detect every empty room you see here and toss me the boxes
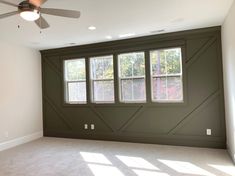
[1,0,235,175]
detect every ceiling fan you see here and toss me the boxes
[0,0,81,29]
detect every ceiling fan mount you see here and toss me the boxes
[18,1,40,21]
[18,1,39,12]
[0,0,81,29]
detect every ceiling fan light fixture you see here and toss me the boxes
[0,0,81,29]
[20,10,40,21]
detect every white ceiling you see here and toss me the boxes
[0,0,234,50]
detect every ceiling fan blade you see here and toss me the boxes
[41,8,81,18]
[35,16,50,29]
[0,11,18,19]
[0,0,18,7]
[29,0,48,7]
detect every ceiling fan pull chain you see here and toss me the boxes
[40,15,42,33]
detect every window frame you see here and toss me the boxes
[150,47,184,103]
[64,58,87,104]
[61,43,186,107]
[118,51,147,103]
[89,55,115,104]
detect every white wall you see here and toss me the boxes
[222,0,235,162]
[0,42,42,148]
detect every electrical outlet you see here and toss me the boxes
[91,124,95,130]
[84,124,88,130]
[206,129,212,136]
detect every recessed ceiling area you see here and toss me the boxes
[0,0,233,50]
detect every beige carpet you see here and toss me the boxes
[0,137,234,176]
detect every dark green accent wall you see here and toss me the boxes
[41,26,226,148]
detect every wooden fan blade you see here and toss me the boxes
[0,11,18,19]
[0,0,18,7]
[41,8,81,18]
[29,0,48,7]
[35,16,50,29]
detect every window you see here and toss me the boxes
[90,55,114,103]
[118,52,146,103]
[64,59,87,104]
[150,48,183,102]
[64,48,184,105]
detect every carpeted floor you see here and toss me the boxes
[0,137,234,176]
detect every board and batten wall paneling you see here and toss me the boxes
[41,27,226,148]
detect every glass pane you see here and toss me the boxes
[68,82,86,103]
[166,48,182,74]
[167,77,183,100]
[150,48,182,76]
[152,76,183,101]
[90,55,113,79]
[151,48,183,103]
[152,77,167,100]
[121,79,132,100]
[65,59,86,81]
[119,52,145,78]
[93,80,114,102]
[121,78,146,102]
[150,50,166,76]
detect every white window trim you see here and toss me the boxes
[64,58,87,104]
[90,56,115,104]
[118,53,147,103]
[150,48,184,103]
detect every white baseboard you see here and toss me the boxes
[0,131,43,152]
[227,144,235,164]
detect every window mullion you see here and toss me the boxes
[164,50,168,100]
[145,50,151,102]
[86,57,91,104]
[66,81,69,102]
[113,53,120,104]
[131,78,134,100]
